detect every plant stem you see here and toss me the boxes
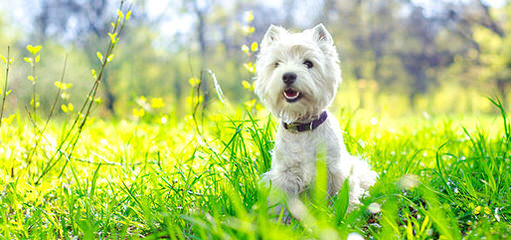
[0,46,11,129]
[35,2,130,184]
[26,56,68,164]
[32,57,37,125]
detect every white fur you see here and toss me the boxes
[255,24,377,212]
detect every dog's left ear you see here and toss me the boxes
[312,23,333,45]
[261,25,285,49]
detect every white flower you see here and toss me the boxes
[160,116,167,124]
[100,138,108,146]
[495,208,501,222]
[399,174,419,190]
[367,202,381,214]
[370,117,378,125]
[347,232,364,240]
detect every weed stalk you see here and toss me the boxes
[35,1,131,184]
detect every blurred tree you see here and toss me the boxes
[324,0,458,107]
[472,0,509,101]
[4,0,507,116]
[33,0,135,113]
[444,0,510,101]
[186,0,214,108]
[398,5,455,106]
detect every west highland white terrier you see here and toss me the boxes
[255,24,377,215]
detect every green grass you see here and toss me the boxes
[0,100,510,239]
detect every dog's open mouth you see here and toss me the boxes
[283,88,302,103]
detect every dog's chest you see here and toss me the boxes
[276,133,317,163]
[273,121,340,169]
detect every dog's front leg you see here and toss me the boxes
[262,169,306,222]
[327,169,345,197]
[266,168,305,196]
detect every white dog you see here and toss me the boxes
[255,24,377,214]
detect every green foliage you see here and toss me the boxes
[0,98,510,238]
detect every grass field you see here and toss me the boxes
[0,5,510,239]
[0,98,510,239]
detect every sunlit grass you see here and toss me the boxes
[0,101,510,238]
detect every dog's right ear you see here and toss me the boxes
[312,23,333,45]
[261,25,284,48]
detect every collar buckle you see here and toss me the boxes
[286,123,299,133]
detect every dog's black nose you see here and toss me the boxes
[282,72,297,85]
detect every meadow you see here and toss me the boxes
[1,82,511,239]
[1,2,511,239]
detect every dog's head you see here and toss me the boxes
[254,24,341,123]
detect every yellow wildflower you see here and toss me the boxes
[244,99,257,108]
[151,98,165,109]
[30,98,40,108]
[242,26,255,35]
[251,42,258,52]
[2,114,15,125]
[242,80,251,89]
[241,44,249,54]
[484,206,491,215]
[474,206,481,215]
[244,10,254,22]
[188,77,201,87]
[133,108,145,118]
[61,103,74,113]
[27,45,42,55]
[54,81,73,90]
[244,62,256,73]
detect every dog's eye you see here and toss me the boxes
[274,62,280,68]
[303,60,313,69]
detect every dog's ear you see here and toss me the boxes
[312,23,333,45]
[261,25,284,48]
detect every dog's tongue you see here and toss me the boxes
[284,89,299,98]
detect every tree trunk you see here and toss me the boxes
[496,78,508,103]
[101,71,116,113]
[193,0,209,108]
